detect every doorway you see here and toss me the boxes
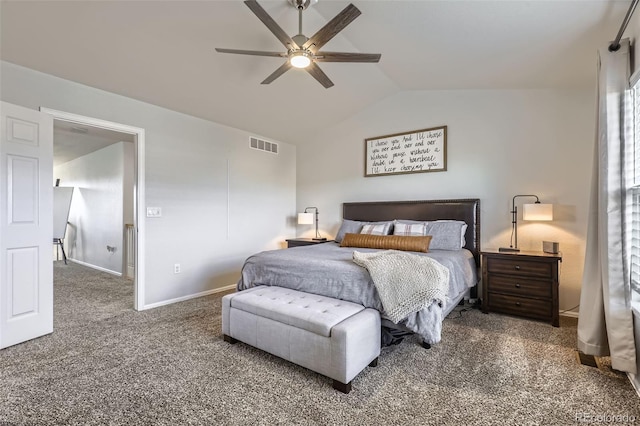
[41,108,146,311]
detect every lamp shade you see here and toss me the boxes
[298,212,314,225]
[523,203,553,221]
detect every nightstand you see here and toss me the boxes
[481,249,562,327]
[285,238,333,248]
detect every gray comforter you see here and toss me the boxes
[237,242,478,344]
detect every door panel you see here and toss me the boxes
[8,155,39,224]
[8,247,39,317]
[6,116,39,146]
[1,101,53,349]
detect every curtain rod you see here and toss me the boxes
[610,0,638,51]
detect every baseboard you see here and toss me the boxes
[141,284,236,311]
[560,311,579,319]
[628,372,640,398]
[68,258,122,277]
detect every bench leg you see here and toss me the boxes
[368,357,378,367]
[223,334,238,344]
[333,380,352,394]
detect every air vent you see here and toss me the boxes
[250,137,278,154]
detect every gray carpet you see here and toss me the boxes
[1,261,638,425]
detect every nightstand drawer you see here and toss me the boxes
[486,275,551,299]
[482,250,561,327]
[487,293,552,320]
[487,257,552,278]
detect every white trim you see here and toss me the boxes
[560,311,579,319]
[631,68,640,88]
[631,307,640,398]
[39,108,146,311]
[68,258,121,277]
[140,284,236,311]
[226,159,230,240]
[628,372,640,398]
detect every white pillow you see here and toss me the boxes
[393,222,427,236]
[360,222,392,235]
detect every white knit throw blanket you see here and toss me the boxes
[352,250,450,323]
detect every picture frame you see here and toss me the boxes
[364,125,447,177]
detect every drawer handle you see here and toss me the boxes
[515,302,522,306]
[515,283,521,288]
[514,265,521,271]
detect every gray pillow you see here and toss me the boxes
[335,219,365,243]
[394,219,467,250]
[424,220,468,250]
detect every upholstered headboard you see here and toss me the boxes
[342,199,481,267]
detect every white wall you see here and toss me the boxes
[122,141,134,274]
[55,142,128,274]
[1,61,297,307]
[123,141,134,228]
[296,89,594,314]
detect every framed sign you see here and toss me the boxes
[364,126,447,177]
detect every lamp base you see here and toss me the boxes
[312,237,327,241]
[498,247,520,253]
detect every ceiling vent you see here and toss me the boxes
[250,137,278,154]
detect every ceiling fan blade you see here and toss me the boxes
[314,52,381,63]
[261,62,292,85]
[244,0,299,50]
[305,62,334,89]
[215,48,287,58]
[302,3,361,53]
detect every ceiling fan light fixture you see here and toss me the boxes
[216,1,380,88]
[289,51,312,68]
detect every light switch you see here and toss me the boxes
[147,207,162,218]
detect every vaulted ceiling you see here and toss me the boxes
[0,0,632,144]
[53,120,135,167]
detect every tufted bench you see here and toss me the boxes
[222,286,380,393]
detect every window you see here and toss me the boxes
[631,77,640,299]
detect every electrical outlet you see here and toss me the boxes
[174,263,181,274]
[147,207,162,218]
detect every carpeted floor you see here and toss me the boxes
[1,261,638,425]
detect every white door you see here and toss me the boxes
[0,101,53,349]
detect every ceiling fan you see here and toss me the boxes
[215,0,381,88]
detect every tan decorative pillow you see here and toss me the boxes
[340,233,432,253]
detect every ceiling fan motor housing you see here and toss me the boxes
[292,34,309,48]
[289,0,314,10]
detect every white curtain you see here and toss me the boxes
[577,39,636,373]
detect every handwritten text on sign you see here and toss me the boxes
[365,126,447,177]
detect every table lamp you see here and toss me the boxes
[298,207,326,241]
[499,194,553,252]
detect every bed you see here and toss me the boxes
[237,198,480,346]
